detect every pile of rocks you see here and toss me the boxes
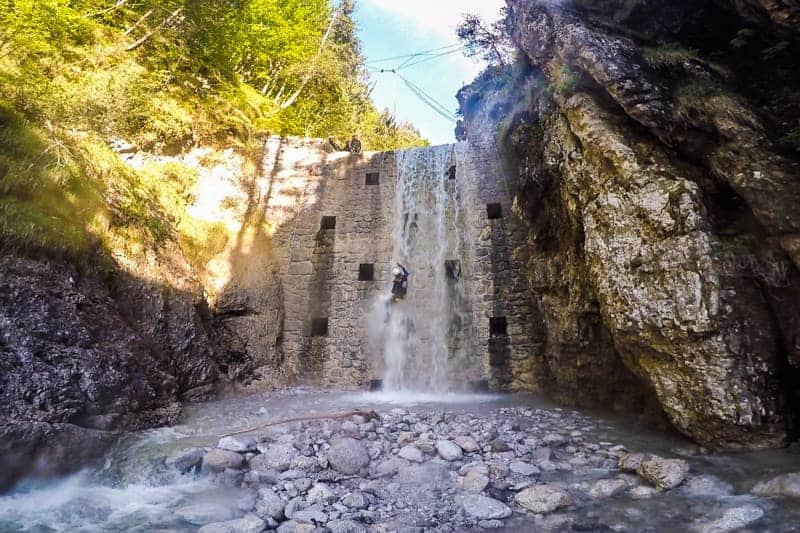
[164,406,699,532]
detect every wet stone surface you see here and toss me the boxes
[156,406,776,531]
[2,392,799,532]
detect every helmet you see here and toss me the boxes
[392,267,402,277]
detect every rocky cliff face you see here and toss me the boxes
[0,249,218,490]
[459,0,800,449]
[0,141,299,491]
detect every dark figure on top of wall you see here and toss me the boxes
[346,134,362,154]
[328,136,341,151]
[454,120,467,142]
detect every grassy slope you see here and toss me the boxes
[0,0,425,266]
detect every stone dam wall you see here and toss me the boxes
[253,136,537,391]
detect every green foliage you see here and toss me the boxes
[642,43,699,67]
[0,0,425,259]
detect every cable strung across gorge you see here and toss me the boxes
[365,43,463,67]
[366,43,463,123]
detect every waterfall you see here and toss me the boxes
[380,143,472,392]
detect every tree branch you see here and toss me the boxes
[125,6,183,52]
[123,9,154,36]
[85,0,128,18]
[219,409,380,438]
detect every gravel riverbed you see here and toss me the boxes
[1,391,799,532]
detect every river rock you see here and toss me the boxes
[341,491,370,509]
[454,435,479,453]
[217,435,258,453]
[462,470,490,493]
[752,472,800,498]
[203,449,245,472]
[307,482,335,504]
[277,520,316,533]
[630,486,658,499]
[637,457,689,489]
[398,445,424,463]
[328,519,368,533]
[515,485,571,513]
[618,453,650,473]
[293,504,327,524]
[256,489,286,520]
[684,476,734,497]
[166,447,205,473]
[696,505,764,533]
[376,457,403,476]
[176,503,241,525]
[489,438,511,452]
[509,461,539,476]
[459,494,513,520]
[327,437,370,474]
[257,443,299,472]
[197,513,265,533]
[436,440,463,461]
[291,455,322,473]
[588,478,628,498]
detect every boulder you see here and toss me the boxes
[203,449,245,472]
[509,461,539,477]
[255,489,286,520]
[166,447,205,473]
[588,478,628,498]
[459,494,513,520]
[217,435,258,453]
[328,520,368,533]
[257,443,299,472]
[454,435,479,453]
[462,470,490,493]
[435,440,464,461]
[197,513,266,533]
[398,445,424,463]
[696,505,764,533]
[618,453,650,473]
[637,457,689,490]
[515,485,571,514]
[326,437,370,475]
[752,472,800,498]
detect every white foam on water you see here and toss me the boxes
[0,471,216,531]
[346,390,503,406]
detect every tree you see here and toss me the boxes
[456,10,514,67]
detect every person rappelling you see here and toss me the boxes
[390,263,410,303]
[385,263,410,323]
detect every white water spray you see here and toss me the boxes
[379,144,472,392]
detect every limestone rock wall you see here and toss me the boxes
[457,0,800,449]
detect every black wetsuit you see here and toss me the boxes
[391,265,409,301]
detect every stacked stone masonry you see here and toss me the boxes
[258,136,537,390]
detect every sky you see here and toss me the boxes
[355,0,506,145]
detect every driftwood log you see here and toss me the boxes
[220,409,380,438]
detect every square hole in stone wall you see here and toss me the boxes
[366,172,380,185]
[320,216,336,230]
[486,203,503,219]
[448,165,456,180]
[445,260,461,280]
[358,263,375,281]
[489,317,508,336]
[311,317,329,337]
